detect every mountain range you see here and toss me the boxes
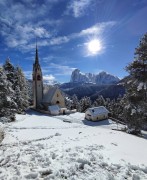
[70,69,120,85]
[59,69,125,100]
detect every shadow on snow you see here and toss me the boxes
[82,119,111,127]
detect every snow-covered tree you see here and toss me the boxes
[14,67,29,112]
[2,59,29,114]
[126,33,147,83]
[93,95,105,107]
[3,58,16,89]
[65,97,72,110]
[80,96,91,112]
[0,67,16,121]
[71,94,79,109]
[124,33,147,133]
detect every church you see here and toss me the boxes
[32,45,65,113]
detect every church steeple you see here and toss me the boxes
[35,43,39,64]
[32,42,43,109]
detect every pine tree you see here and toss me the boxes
[80,96,91,112]
[3,58,16,89]
[0,67,16,121]
[14,67,29,112]
[124,33,147,133]
[93,95,105,107]
[126,33,147,82]
[65,97,72,110]
[3,59,29,114]
[71,94,79,109]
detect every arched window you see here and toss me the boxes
[56,101,59,104]
[57,94,59,97]
[37,75,41,80]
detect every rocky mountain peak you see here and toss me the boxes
[70,69,120,85]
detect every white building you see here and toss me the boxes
[85,106,109,121]
[48,105,60,115]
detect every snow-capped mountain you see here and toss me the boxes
[70,69,120,85]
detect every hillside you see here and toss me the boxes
[60,83,109,98]
[90,84,125,101]
[60,83,125,100]
[1,110,147,179]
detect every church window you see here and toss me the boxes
[56,101,59,104]
[57,94,59,97]
[37,75,41,80]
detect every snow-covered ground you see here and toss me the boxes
[0,110,147,179]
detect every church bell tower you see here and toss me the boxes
[32,44,43,108]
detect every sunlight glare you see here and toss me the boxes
[87,39,102,55]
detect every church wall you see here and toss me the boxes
[32,69,43,108]
[51,89,65,108]
[36,80,43,107]
[33,81,36,107]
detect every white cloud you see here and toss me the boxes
[42,55,55,63]
[43,63,76,76]
[37,19,62,27]
[3,24,50,50]
[23,71,32,79]
[0,0,61,50]
[33,27,50,38]
[50,36,70,45]
[66,0,93,18]
[43,74,58,85]
[24,70,57,84]
[47,21,116,46]
[43,74,56,82]
[79,21,116,37]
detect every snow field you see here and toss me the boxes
[0,111,147,179]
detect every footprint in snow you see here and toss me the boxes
[24,172,38,179]
[111,142,118,146]
[55,133,61,136]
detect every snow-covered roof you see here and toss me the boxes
[87,106,109,116]
[48,105,60,113]
[42,87,58,103]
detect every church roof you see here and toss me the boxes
[42,87,58,103]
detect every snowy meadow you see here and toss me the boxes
[0,110,147,180]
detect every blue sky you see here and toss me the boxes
[0,0,147,83]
